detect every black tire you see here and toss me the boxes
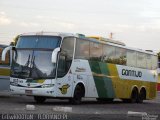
[123,89,138,103]
[130,89,138,103]
[69,85,84,105]
[137,89,146,103]
[34,96,46,103]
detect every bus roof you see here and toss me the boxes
[20,32,75,38]
[82,36,157,56]
[87,36,126,46]
[19,32,157,56]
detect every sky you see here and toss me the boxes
[0,0,160,52]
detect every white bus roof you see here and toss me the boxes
[20,32,75,38]
[19,32,157,56]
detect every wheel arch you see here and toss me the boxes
[72,81,86,97]
[131,85,139,93]
[140,86,147,99]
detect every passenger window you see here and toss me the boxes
[75,39,89,59]
[137,52,146,69]
[152,55,158,70]
[146,54,152,69]
[90,42,103,61]
[115,47,127,65]
[126,50,137,67]
[57,37,75,77]
[102,44,116,64]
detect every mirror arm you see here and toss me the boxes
[51,47,61,63]
[1,46,12,61]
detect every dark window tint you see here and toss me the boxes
[90,42,102,61]
[16,36,61,49]
[146,54,152,69]
[152,55,158,70]
[126,50,137,67]
[102,44,116,64]
[75,39,89,59]
[115,47,127,65]
[137,52,146,69]
[57,37,75,77]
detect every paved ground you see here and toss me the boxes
[0,91,160,120]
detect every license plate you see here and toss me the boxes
[25,90,32,95]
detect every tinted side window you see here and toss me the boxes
[90,42,103,61]
[137,52,146,69]
[115,47,127,65]
[146,54,152,69]
[152,55,158,70]
[102,44,116,64]
[57,37,75,77]
[75,39,89,59]
[126,50,137,67]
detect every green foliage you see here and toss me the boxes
[10,35,19,46]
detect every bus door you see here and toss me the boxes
[55,37,75,97]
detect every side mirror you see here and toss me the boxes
[1,46,12,61]
[51,47,61,63]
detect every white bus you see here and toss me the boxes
[1,32,158,104]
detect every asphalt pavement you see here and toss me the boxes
[0,91,160,120]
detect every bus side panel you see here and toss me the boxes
[107,64,128,99]
[89,61,115,98]
[115,65,157,99]
[72,60,98,98]
[88,62,157,100]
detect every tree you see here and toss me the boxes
[10,35,19,46]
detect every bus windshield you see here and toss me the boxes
[11,36,61,79]
[16,36,61,49]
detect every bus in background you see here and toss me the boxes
[1,32,158,104]
[0,44,10,90]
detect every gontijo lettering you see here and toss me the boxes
[122,69,142,77]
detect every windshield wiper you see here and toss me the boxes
[12,54,32,78]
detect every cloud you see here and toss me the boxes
[35,15,76,30]
[0,11,11,25]
[19,22,40,27]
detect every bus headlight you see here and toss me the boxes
[42,84,54,88]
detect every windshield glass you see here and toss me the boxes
[11,36,61,79]
[11,50,56,79]
[16,36,61,49]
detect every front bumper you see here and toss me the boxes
[10,85,56,97]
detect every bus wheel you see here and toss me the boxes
[69,84,85,105]
[130,88,138,103]
[34,96,46,103]
[138,88,146,103]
